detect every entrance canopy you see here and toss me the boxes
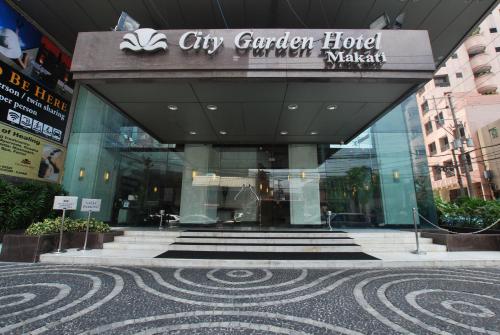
[71,29,434,144]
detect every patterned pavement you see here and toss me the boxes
[0,263,499,334]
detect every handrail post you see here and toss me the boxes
[411,207,426,255]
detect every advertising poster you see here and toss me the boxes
[0,122,65,183]
[0,58,69,144]
[0,0,73,98]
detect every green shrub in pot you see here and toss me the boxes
[25,217,110,236]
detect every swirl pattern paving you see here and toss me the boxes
[0,263,499,334]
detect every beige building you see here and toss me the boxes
[478,119,500,198]
[417,5,500,201]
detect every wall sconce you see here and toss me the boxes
[103,170,110,183]
[153,186,158,193]
[393,170,400,182]
[78,168,85,180]
[192,170,197,178]
[259,183,263,191]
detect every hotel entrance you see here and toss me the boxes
[63,27,438,229]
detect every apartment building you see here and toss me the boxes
[417,5,500,201]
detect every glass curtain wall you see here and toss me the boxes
[63,87,435,227]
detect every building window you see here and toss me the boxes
[490,27,498,33]
[428,142,437,155]
[424,121,433,135]
[421,101,430,114]
[432,166,442,181]
[496,47,500,53]
[439,136,450,152]
[434,75,450,87]
[459,153,473,172]
[443,160,455,177]
[434,112,444,128]
[459,126,466,138]
[474,68,491,78]
[456,72,463,78]
[489,127,498,139]
[451,53,458,59]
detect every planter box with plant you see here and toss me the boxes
[421,197,500,251]
[0,217,123,262]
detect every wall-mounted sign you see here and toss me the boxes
[120,29,386,68]
[53,196,78,210]
[81,198,101,212]
[0,122,65,183]
[0,59,69,144]
[72,29,435,78]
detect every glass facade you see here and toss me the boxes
[63,86,435,227]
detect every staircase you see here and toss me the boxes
[39,229,455,268]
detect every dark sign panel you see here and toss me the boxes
[0,59,69,144]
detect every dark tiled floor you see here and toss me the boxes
[0,263,499,334]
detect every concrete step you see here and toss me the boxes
[352,238,435,244]
[362,244,447,252]
[175,237,354,244]
[179,232,349,238]
[103,243,169,251]
[114,236,177,243]
[39,250,500,268]
[122,230,181,237]
[168,244,362,253]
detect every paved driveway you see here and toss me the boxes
[0,263,499,334]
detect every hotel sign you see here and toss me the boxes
[71,29,434,79]
[120,29,387,68]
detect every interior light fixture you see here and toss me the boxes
[301,171,306,179]
[78,168,85,180]
[287,104,298,110]
[393,170,401,182]
[207,105,218,111]
[280,131,288,135]
[192,170,197,178]
[310,131,318,135]
[327,104,338,111]
[103,170,110,182]
[153,186,158,193]
[189,131,197,135]
[168,105,178,111]
[219,130,227,135]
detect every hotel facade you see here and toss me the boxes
[1,0,498,230]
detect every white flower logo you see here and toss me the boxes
[120,28,167,52]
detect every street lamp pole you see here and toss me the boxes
[446,93,475,197]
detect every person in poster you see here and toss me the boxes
[0,0,41,71]
[37,145,64,182]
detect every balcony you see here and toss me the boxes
[475,72,498,95]
[465,34,487,56]
[470,53,492,75]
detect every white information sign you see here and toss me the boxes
[81,198,102,212]
[53,196,78,210]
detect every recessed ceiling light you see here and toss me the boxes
[310,131,318,135]
[168,105,178,111]
[280,131,288,135]
[327,104,338,111]
[219,130,227,135]
[287,104,298,110]
[189,131,197,135]
[207,105,218,111]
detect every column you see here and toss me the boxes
[179,144,217,223]
[288,144,321,225]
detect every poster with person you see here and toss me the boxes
[0,0,73,99]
